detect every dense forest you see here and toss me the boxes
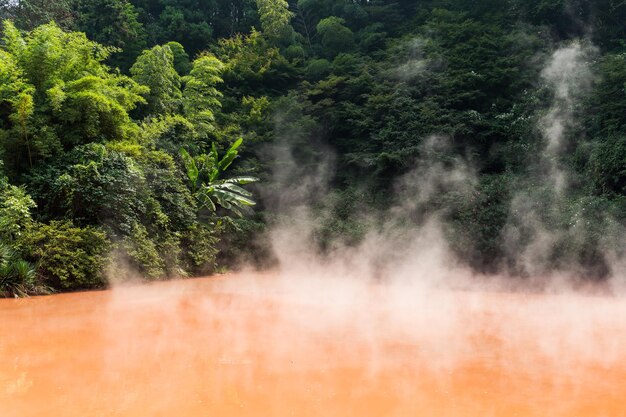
[1,0,625,296]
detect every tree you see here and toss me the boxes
[182,54,225,135]
[166,41,192,75]
[75,0,147,70]
[0,21,147,176]
[213,29,295,97]
[130,44,182,117]
[254,0,294,44]
[590,135,626,195]
[129,0,216,55]
[290,0,319,47]
[0,0,74,30]
[43,143,146,235]
[316,16,354,57]
[0,47,35,167]
[210,0,260,39]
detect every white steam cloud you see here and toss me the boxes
[268,133,476,290]
[502,40,611,280]
[539,41,596,194]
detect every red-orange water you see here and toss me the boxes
[2,272,626,417]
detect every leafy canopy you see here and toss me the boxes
[0,20,147,175]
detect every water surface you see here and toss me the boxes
[2,273,626,416]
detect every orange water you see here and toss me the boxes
[2,273,626,417]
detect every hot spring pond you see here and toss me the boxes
[2,272,626,417]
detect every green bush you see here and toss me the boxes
[0,170,46,297]
[21,221,110,290]
[121,223,166,279]
[158,231,185,278]
[0,175,36,241]
[0,241,42,297]
[181,224,219,275]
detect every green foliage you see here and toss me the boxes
[138,114,197,154]
[166,41,192,75]
[120,222,165,279]
[254,0,294,44]
[0,0,74,30]
[590,136,626,195]
[448,175,512,272]
[0,13,266,295]
[305,58,331,80]
[214,216,269,269]
[357,23,387,52]
[29,143,145,235]
[75,0,147,70]
[0,21,147,174]
[213,29,295,97]
[283,44,306,61]
[131,44,182,117]
[0,241,39,297]
[180,224,219,274]
[21,220,110,289]
[0,48,35,137]
[182,55,225,135]
[199,175,258,216]
[316,16,355,57]
[137,148,196,233]
[588,53,626,135]
[0,169,42,297]
[128,0,261,55]
[180,138,259,217]
[0,174,36,241]
[242,94,270,121]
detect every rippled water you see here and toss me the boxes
[2,272,626,417]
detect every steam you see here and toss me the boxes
[392,38,430,82]
[501,41,615,280]
[262,41,620,289]
[261,33,624,294]
[539,41,596,194]
[266,132,477,291]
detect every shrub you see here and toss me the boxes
[181,224,219,275]
[0,176,36,241]
[21,221,110,290]
[121,223,166,279]
[158,231,185,278]
[0,171,47,297]
[0,241,42,297]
